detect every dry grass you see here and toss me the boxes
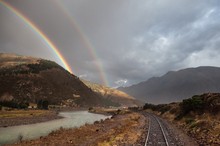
[0,110,50,118]
[9,112,147,146]
[97,113,143,146]
[146,107,220,145]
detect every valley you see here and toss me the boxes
[0,54,219,146]
[1,1,220,145]
[0,53,138,109]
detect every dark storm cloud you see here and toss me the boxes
[1,0,220,87]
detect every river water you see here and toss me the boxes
[0,111,109,145]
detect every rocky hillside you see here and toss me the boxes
[81,80,141,107]
[119,66,220,104]
[143,93,220,145]
[0,53,118,108]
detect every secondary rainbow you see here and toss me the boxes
[55,0,109,86]
[0,0,73,74]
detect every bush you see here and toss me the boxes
[169,107,178,114]
[19,102,29,109]
[176,95,205,119]
[88,107,93,111]
[143,103,170,115]
[42,100,49,109]
[159,105,171,115]
[185,117,195,125]
[181,95,205,114]
[143,103,155,110]
[0,100,29,109]
[37,99,49,109]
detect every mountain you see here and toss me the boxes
[118,66,220,104]
[81,79,141,107]
[0,53,118,108]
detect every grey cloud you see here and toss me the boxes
[1,0,220,87]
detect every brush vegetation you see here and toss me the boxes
[143,93,220,145]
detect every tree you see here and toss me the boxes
[37,99,49,109]
[42,100,49,109]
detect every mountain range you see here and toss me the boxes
[118,66,220,104]
[0,53,138,108]
[81,79,141,107]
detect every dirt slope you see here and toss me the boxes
[82,79,142,107]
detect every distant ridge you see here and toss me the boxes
[118,66,220,104]
[81,79,141,107]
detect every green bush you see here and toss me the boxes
[176,95,205,119]
[185,117,195,125]
[19,102,29,109]
[181,95,205,114]
[159,105,171,115]
[169,107,178,114]
[143,103,155,110]
[143,103,170,115]
[37,99,49,109]
[0,100,29,109]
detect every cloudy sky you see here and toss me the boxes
[1,0,220,87]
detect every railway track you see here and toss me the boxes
[144,113,183,146]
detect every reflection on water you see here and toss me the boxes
[0,111,109,145]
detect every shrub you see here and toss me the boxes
[37,99,49,109]
[185,117,195,125]
[159,105,171,115]
[88,107,93,111]
[143,103,170,115]
[169,107,178,114]
[176,95,205,119]
[0,100,29,109]
[181,95,205,114]
[143,103,155,110]
[19,102,29,109]
[42,100,49,109]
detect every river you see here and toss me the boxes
[0,111,109,145]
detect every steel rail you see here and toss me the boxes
[153,115,169,146]
[144,113,169,146]
[144,114,151,146]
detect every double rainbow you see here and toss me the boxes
[0,0,110,86]
[0,1,73,74]
[55,0,109,86]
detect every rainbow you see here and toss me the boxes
[0,0,73,74]
[55,0,109,86]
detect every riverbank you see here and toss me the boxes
[7,112,148,146]
[88,107,125,116]
[0,110,62,127]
